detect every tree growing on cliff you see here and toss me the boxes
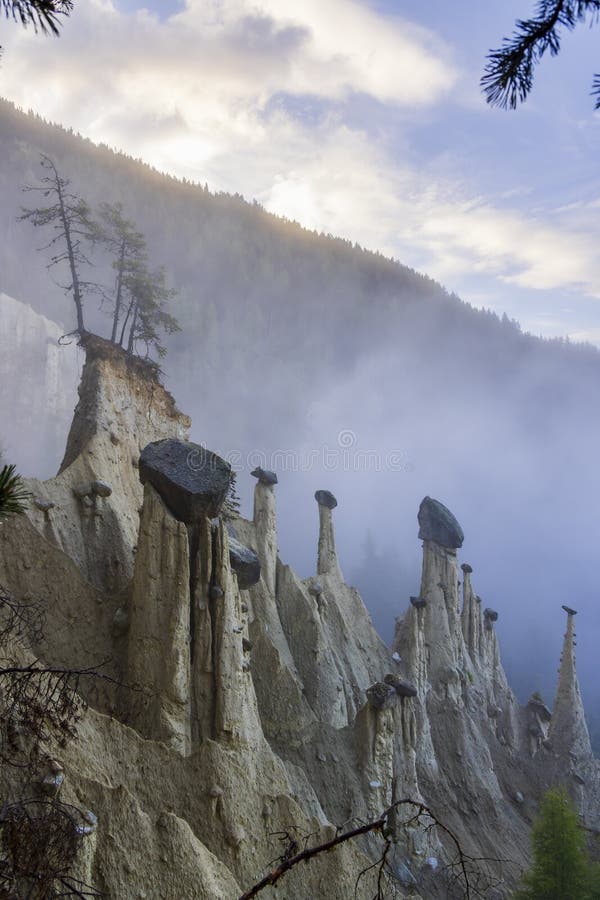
[20,155,99,335]
[515,787,592,900]
[20,161,180,359]
[96,200,180,357]
[97,201,147,344]
[118,262,180,358]
[483,0,600,110]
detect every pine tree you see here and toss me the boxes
[97,200,180,358]
[515,787,591,900]
[120,264,180,359]
[97,201,146,344]
[589,863,600,900]
[19,155,100,335]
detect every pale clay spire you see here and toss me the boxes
[460,562,481,660]
[549,607,592,761]
[315,490,343,581]
[251,467,278,596]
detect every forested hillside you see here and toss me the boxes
[1,97,600,742]
[0,99,475,442]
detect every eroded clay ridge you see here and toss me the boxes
[1,337,597,899]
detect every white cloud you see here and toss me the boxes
[1,0,456,120]
[396,193,600,299]
[567,327,600,344]
[170,0,456,106]
[0,0,455,249]
[2,0,600,328]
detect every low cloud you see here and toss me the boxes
[2,0,600,333]
[398,194,600,299]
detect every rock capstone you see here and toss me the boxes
[366,681,397,710]
[527,695,552,721]
[383,674,417,697]
[410,596,427,609]
[78,810,98,835]
[92,479,113,498]
[417,496,464,549]
[250,467,278,486]
[384,673,418,698]
[139,439,231,523]
[228,536,261,590]
[314,489,337,509]
[73,482,93,499]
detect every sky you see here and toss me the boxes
[2,0,600,343]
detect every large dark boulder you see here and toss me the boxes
[251,466,278,486]
[384,673,418,698]
[410,596,427,610]
[139,439,231,523]
[417,496,464,549]
[527,695,552,721]
[314,490,337,509]
[228,536,261,590]
[484,608,498,631]
[367,682,397,710]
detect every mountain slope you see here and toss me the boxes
[1,98,600,737]
[1,339,598,898]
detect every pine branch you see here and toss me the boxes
[0,464,30,519]
[1,1,73,36]
[482,0,600,108]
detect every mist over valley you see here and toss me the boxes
[2,100,599,749]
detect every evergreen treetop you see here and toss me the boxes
[516,787,593,900]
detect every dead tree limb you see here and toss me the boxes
[240,797,510,900]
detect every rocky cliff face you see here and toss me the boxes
[0,293,79,476]
[0,338,598,899]
[25,333,190,596]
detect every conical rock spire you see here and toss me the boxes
[549,607,592,761]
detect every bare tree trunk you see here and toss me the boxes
[48,158,85,334]
[110,240,126,343]
[118,298,135,348]
[126,304,138,355]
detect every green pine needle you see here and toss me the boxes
[0,463,30,519]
